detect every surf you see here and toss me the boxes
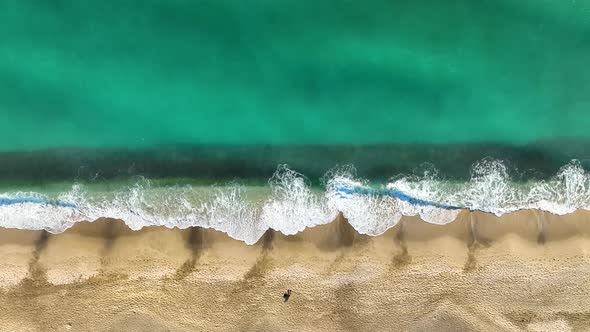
[1,159,589,244]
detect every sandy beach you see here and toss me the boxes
[2,210,590,331]
[3,1,589,331]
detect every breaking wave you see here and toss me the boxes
[2,160,590,244]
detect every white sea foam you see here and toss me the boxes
[261,165,337,235]
[326,175,401,235]
[1,160,590,244]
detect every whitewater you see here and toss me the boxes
[1,159,590,244]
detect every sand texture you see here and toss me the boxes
[2,210,590,331]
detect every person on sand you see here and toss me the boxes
[283,289,292,302]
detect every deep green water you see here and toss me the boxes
[1,0,589,151]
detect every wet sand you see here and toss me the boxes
[1,210,590,331]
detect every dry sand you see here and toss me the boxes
[2,210,590,331]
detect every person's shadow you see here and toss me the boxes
[283,289,292,302]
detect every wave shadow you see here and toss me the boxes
[391,220,411,268]
[242,229,275,282]
[20,231,51,290]
[173,227,205,280]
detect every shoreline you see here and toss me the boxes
[2,211,590,330]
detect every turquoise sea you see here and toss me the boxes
[1,1,589,243]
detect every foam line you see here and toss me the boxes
[0,159,589,244]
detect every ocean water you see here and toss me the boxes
[1,1,589,243]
